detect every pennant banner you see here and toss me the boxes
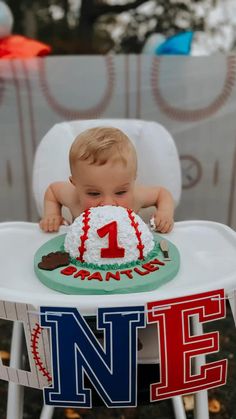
[0,289,230,407]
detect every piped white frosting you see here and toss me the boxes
[64,206,154,266]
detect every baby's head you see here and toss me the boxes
[69,127,137,211]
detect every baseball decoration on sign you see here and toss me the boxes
[31,322,52,384]
[0,290,229,409]
[34,205,180,295]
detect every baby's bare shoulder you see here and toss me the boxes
[134,184,161,208]
[50,181,77,206]
[134,184,149,207]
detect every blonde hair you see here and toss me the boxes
[69,126,137,174]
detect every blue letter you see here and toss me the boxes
[40,305,145,407]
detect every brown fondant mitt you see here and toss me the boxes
[38,251,70,271]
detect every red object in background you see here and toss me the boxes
[0,35,51,58]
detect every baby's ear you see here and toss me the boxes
[69,176,75,185]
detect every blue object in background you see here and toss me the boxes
[155,31,194,55]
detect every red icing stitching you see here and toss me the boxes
[31,323,52,382]
[126,209,144,260]
[77,209,91,262]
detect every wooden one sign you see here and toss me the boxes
[0,289,228,408]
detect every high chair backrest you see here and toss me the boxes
[32,119,181,222]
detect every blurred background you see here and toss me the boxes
[4,0,236,55]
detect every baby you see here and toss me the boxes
[39,126,175,233]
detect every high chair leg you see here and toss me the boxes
[171,396,187,419]
[40,405,55,419]
[6,321,24,419]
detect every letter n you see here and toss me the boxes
[147,289,227,401]
[40,305,145,407]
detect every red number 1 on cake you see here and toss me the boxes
[97,221,125,258]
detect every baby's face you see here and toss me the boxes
[71,158,136,211]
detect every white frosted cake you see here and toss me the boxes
[35,206,180,294]
[64,206,155,264]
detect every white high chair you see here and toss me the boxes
[4,118,236,419]
[32,118,186,419]
[6,118,186,419]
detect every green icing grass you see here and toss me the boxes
[61,242,161,271]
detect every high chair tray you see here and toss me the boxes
[0,220,235,313]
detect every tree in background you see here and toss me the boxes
[5,0,236,54]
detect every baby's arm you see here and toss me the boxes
[135,185,174,233]
[39,181,74,232]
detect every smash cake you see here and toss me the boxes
[34,206,180,294]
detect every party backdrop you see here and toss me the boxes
[0,55,235,228]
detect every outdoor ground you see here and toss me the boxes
[0,302,235,419]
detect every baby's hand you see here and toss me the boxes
[153,210,174,234]
[39,215,65,233]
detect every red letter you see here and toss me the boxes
[133,267,150,276]
[61,266,77,276]
[74,270,90,280]
[142,262,159,272]
[147,289,227,400]
[120,269,133,279]
[152,258,165,266]
[105,271,120,281]
[88,272,103,281]
[97,221,125,258]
